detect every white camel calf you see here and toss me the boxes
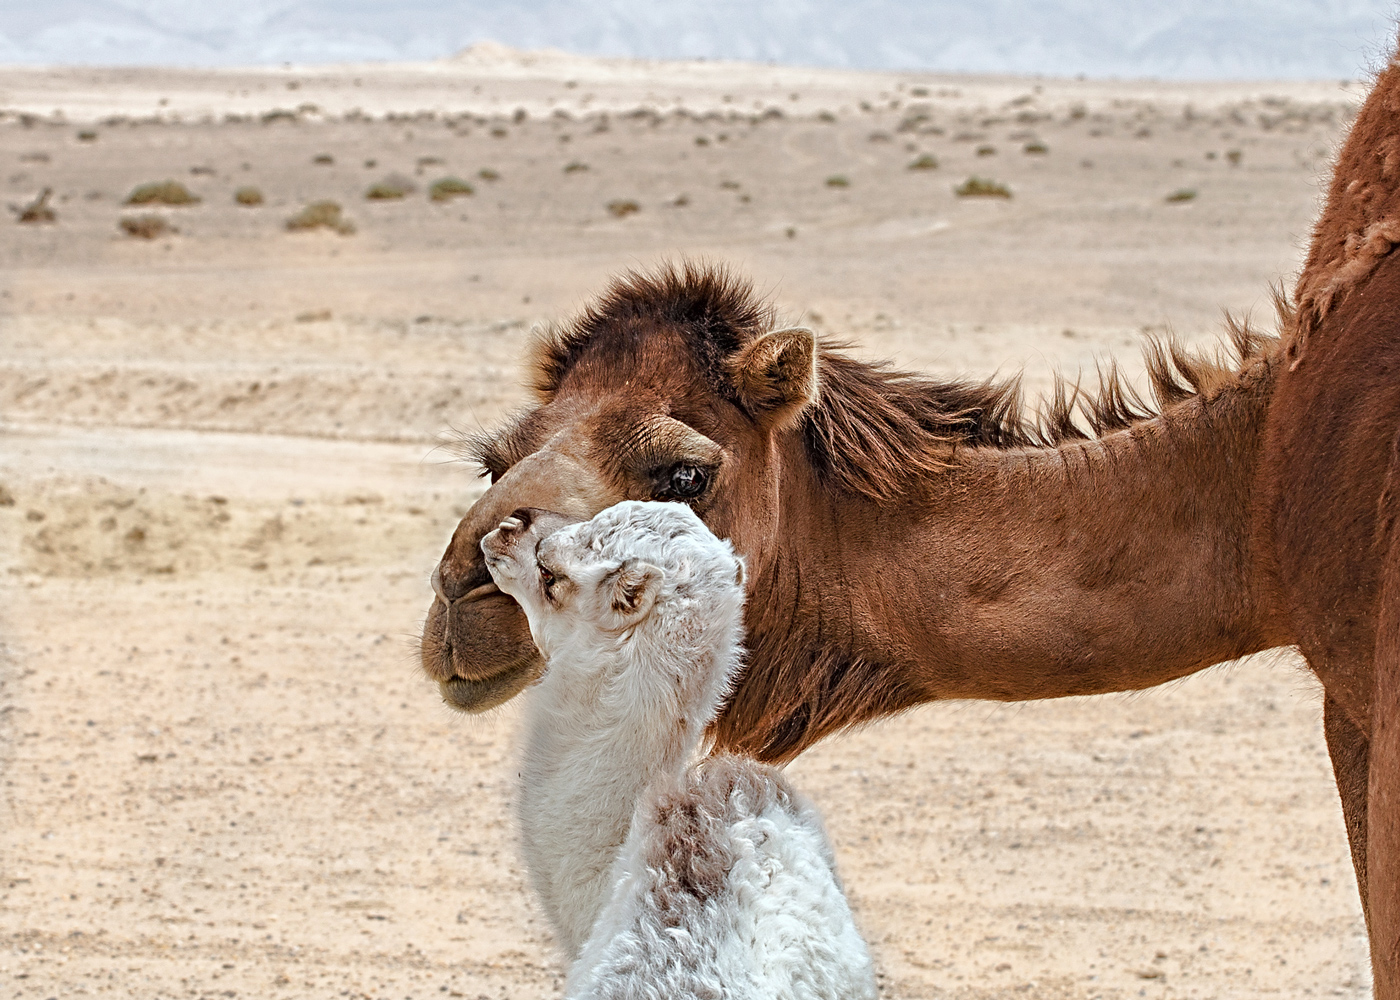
[480,500,878,1000]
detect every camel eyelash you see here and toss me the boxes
[466,423,530,481]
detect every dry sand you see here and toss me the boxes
[0,50,1375,998]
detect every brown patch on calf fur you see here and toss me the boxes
[642,753,806,915]
[1293,39,1400,366]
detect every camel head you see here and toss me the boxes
[422,264,817,712]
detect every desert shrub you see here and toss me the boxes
[14,188,56,224]
[365,174,416,200]
[120,214,174,238]
[563,161,589,173]
[1023,141,1049,154]
[312,153,334,165]
[908,154,939,171]
[286,200,355,234]
[955,177,1012,198]
[1226,149,1242,166]
[77,130,98,142]
[1165,188,1197,203]
[234,186,264,206]
[825,175,850,188]
[976,144,997,157]
[607,199,640,217]
[429,177,474,201]
[125,180,199,206]
[478,168,500,181]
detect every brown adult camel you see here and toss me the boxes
[422,43,1400,993]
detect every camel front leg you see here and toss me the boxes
[1325,694,1371,924]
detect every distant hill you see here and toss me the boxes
[0,0,1393,78]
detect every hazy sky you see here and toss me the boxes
[0,0,1395,78]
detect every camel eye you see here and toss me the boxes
[539,564,557,594]
[666,464,708,499]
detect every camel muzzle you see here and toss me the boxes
[420,446,618,710]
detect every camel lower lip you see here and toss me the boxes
[440,663,540,713]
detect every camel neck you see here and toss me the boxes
[517,643,710,957]
[724,352,1288,760]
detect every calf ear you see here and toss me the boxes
[606,560,663,619]
[725,327,819,429]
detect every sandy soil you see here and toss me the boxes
[0,51,1375,998]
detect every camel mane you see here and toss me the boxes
[530,263,1282,503]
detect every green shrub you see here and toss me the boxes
[125,180,199,206]
[1023,141,1049,155]
[607,199,640,217]
[907,154,939,171]
[365,174,416,200]
[955,177,1012,198]
[286,201,355,234]
[429,177,474,201]
[825,175,850,188]
[234,187,264,206]
[1165,188,1197,203]
[120,214,174,238]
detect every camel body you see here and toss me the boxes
[481,501,876,999]
[424,36,1400,994]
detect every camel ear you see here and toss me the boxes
[725,327,819,429]
[606,560,663,619]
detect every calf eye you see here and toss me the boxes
[667,464,708,499]
[539,565,556,591]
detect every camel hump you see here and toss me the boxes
[1294,35,1400,362]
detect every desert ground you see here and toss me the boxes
[0,47,1378,998]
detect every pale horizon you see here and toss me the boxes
[0,0,1395,80]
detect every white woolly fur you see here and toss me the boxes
[481,500,877,999]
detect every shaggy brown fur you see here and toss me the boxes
[520,259,1274,504]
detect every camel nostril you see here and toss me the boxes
[435,561,492,603]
